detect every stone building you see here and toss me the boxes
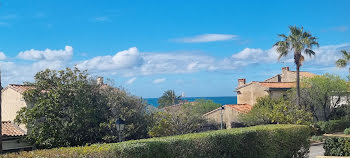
[203,67,316,128]
[236,67,316,105]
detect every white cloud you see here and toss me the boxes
[126,77,137,85]
[0,52,6,60]
[153,78,166,84]
[17,46,73,61]
[175,34,238,43]
[77,47,143,72]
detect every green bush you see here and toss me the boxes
[316,119,350,133]
[324,136,350,156]
[344,128,350,135]
[3,124,311,158]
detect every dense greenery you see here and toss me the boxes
[290,74,349,121]
[344,128,350,135]
[149,99,221,137]
[274,26,319,107]
[239,96,312,126]
[157,90,181,108]
[316,120,350,134]
[324,136,350,156]
[15,68,151,148]
[3,124,311,158]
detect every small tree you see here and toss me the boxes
[289,74,349,121]
[158,90,181,108]
[239,96,312,126]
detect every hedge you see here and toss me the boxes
[324,136,350,156]
[2,124,310,158]
[317,119,350,133]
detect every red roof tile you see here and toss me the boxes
[5,84,34,94]
[226,104,252,113]
[2,121,26,137]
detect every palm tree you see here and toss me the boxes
[336,50,350,77]
[274,26,319,107]
[158,90,182,108]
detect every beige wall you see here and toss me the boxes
[237,83,268,105]
[2,88,28,132]
[269,90,286,99]
[265,75,280,82]
[204,107,241,129]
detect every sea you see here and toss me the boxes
[144,96,237,107]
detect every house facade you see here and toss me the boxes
[203,67,316,128]
[236,67,316,105]
[1,84,34,132]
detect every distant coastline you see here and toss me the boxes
[144,96,237,107]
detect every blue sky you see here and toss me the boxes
[0,0,349,98]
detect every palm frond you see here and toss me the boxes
[336,59,347,68]
[304,49,316,57]
[341,50,350,60]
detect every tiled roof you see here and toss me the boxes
[225,104,252,113]
[203,104,252,116]
[299,71,317,78]
[258,82,296,88]
[4,84,34,94]
[2,121,26,137]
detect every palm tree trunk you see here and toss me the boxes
[296,65,301,108]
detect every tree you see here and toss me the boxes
[157,90,181,108]
[336,50,350,79]
[148,108,205,137]
[239,96,312,126]
[15,68,110,148]
[99,86,151,142]
[274,26,319,107]
[184,99,221,115]
[289,74,349,121]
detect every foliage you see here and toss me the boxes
[324,136,350,156]
[15,67,151,149]
[274,26,319,107]
[99,86,152,142]
[344,128,350,135]
[316,120,350,134]
[289,74,349,121]
[311,135,324,143]
[15,68,110,148]
[2,124,311,158]
[157,90,181,108]
[148,106,206,137]
[239,96,312,126]
[183,99,221,115]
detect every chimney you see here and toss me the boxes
[238,78,246,87]
[282,67,289,71]
[97,77,104,85]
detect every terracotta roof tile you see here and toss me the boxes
[258,82,296,88]
[6,84,34,94]
[225,104,252,113]
[2,121,26,137]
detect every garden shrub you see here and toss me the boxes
[324,136,350,156]
[344,128,350,135]
[2,124,311,158]
[316,119,350,133]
